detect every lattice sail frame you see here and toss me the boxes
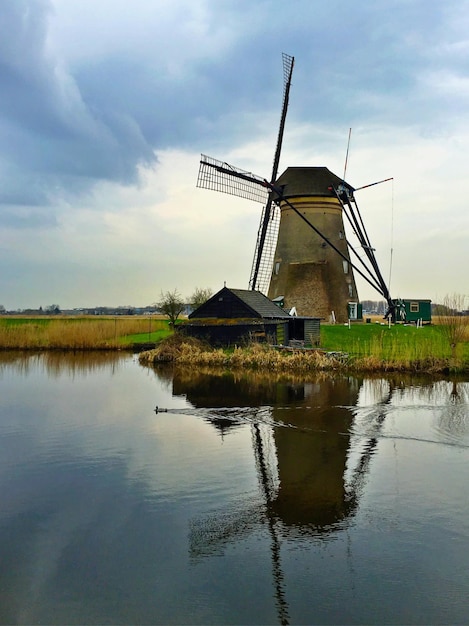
[197,155,269,204]
[249,203,280,293]
[197,154,280,294]
[196,54,295,296]
[249,53,294,293]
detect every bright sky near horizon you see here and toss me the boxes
[0,0,468,310]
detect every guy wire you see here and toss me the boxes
[388,178,395,291]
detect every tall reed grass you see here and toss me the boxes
[0,317,168,349]
[347,329,448,361]
[321,323,469,371]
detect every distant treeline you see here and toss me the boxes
[2,300,468,317]
[0,305,161,316]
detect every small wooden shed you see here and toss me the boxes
[180,287,320,347]
[392,298,432,324]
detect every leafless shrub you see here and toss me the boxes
[435,293,469,362]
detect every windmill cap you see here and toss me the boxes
[274,166,355,199]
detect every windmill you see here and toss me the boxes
[197,54,397,323]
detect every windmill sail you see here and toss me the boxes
[249,53,294,293]
[196,153,276,294]
[250,203,281,293]
[197,155,268,204]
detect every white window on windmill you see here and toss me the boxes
[348,284,353,297]
[342,260,349,274]
[339,230,344,239]
[348,302,358,320]
[274,261,281,275]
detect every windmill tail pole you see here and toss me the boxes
[326,186,391,299]
[352,177,396,318]
[330,184,396,318]
[354,177,393,191]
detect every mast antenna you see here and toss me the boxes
[343,128,352,181]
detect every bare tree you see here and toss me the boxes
[190,287,213,311]
[45,304,61,315]
[157,290,186,327]
[435,293,469,362]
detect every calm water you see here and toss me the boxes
[1,352,468,625]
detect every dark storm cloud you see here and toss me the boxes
[0,0,282,220]
[261,0,461,129]
[0,0,467,224]
[143,0,461,170]
[0,0,157,216]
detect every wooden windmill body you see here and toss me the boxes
[268,167,359,321]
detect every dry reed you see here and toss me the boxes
[139,338,344,372]
[139,333,458,374]
[0,318,164,349]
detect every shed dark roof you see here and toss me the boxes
[189,286,291,320]
[274,166,354,199]
[228,288,291,318]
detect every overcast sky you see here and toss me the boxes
[0,0,468,310]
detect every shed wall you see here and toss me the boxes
[179,322,280,347]
[405,300,432,322]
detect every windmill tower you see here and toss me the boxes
[197,55,395,323]
[267,167,359,320]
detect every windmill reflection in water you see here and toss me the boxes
[171,371,392,625]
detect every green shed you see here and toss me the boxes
[393,299,432,324]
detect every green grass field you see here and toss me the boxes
[118,327,172,345]
[320,321,469,362]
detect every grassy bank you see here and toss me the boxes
[321,322,469,363]
[139,322,469,374]
[2,316,468,373]
[0,316,172,350]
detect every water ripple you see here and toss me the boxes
[159,404,469,451]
